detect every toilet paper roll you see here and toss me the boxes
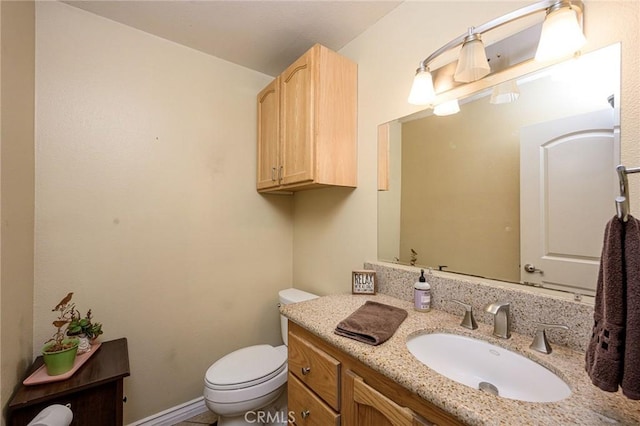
[27,404,73,426]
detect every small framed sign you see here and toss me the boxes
[352,270,377,295]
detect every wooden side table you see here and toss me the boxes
[7,338,130,426]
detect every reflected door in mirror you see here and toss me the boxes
[520,108,617,295]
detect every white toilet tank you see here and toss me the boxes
[278,288,318,346]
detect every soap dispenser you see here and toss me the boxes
[414,269,431,312]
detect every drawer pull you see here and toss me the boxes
[301,410,310,419]
[301,367,311,375]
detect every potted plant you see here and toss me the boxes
[67,308,103,353]
[42,292,80,376]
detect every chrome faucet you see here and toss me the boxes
[485,302,511,339]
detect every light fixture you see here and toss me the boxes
[488,53,519,104]
[535,2,586,62]
[408,0,585,109]
[490,80,520,104]
[408,64,436,105]
[454,28,490,83]
[433,99,460,116]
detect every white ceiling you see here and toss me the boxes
[64,0,403,77]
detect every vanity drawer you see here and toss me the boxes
[288,373,340,426]
[288,331,341,410]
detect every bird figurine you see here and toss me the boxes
[52,292,73,311]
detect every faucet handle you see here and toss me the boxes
[530,322,569,354]
[450,299,478,330]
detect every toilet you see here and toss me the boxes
[203,288,318,426]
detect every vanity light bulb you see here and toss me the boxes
[535,6,586,62]
[490,80,520,104]
[433,99,460,116]
[408,69,436,105]
[454,37,491,83]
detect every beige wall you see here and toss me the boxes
[400,98,521,282]
[1,0,638,423]
[0,1,35,423]
[34,2,292,422]
[293,1,640,295]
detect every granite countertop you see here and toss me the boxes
[280,293,640,425]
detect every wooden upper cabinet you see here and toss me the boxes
[257,44,357,193]
[257,77,280,190]
[281,51,314,186]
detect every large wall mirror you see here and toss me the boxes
[378,43,620,296]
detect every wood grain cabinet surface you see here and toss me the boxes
[288,322,464,426]
[257,43,357,193]
[288,329,341,425]
[7,338,130,426]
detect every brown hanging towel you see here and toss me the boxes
[585,216,625,392]
[621,216,640,400]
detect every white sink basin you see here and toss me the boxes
[406,333,571,402]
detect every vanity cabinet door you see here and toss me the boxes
[344,370,432,426]
[288,331,341,410]
[288,373,340,426]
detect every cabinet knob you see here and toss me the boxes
[301,367,311,375]
[123,396,127,403]
[301,410,310,419]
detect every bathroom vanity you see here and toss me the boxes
[288,320,459,425]
[281,294,640,425]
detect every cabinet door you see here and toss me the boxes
[344,370,432,426]
[288,373,340,426]
[280,47,315,186]
[257,77,280,190]
[288,331,340,410]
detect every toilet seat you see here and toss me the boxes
[205,345,287,391]
[204,345,288,407]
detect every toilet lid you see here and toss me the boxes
[205,345,287,390]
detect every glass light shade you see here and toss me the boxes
[454,37,491,83]
[408,69,436,105]
[490,80,520,104]
[433,99,460,116]
[535,6,586,62]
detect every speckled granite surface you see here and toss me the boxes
[365,261,595,352]
[281,293,640,426]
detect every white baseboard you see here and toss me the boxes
[127,397,210,426]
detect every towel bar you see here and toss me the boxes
[615,164,640,222]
